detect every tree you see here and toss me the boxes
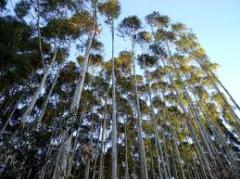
[119,15,149,179]
[98,1,121,178]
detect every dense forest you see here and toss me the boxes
[0,0,240,179]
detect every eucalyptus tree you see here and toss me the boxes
[51,1,100,178]
[115,51,135,179]
[0,14,40,135]
[1,1,240,179]
[153,13,239,178]
[119,15,149,179]
[136,30,169,179]
[19,0,64,122]
[98,1,121,178]
[172,27,240,176]
[145,11,217,178]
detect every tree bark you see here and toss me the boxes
[132,38,148,179]
[36,62,63,127]
[52,31,95,179]
[111,20,118,179]
[21,48,58,122]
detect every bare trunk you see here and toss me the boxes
[111,21,118,179]
[132,39,148,179]
[99,97,108,179]
[70,32,95,111]
[124,120,129,179]
[36,62,63,127]
[21,49,57,122]
[144,62,164,179]
[0,102,17,136]
[85,122,93,179]
[52,31,95,179]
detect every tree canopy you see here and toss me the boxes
[0,1,239,179]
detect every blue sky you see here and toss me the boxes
[101,0,240,104]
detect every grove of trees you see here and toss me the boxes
[0,0,239,178]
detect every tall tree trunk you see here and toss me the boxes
[171,127,186,179]
[131,38,148,179]
[144,62,164,179]
[149,138,156,179]
[36,62,63,127]
[111,20,118,179]
[124,119,129,179]
[21,48,58,122]
[0,102,17,136]
[99,95,108,179]
[92,122,102,179]
[52,31,95,179]
[85,120,94,179]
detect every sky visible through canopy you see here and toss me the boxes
[101,0,240,104]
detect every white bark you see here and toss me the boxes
[21,49,58,122]
[132,39,148,179]
[36,62,64,127]
[52,32,95,179]
[111,21,118,179]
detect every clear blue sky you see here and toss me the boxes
[101,0,240,104]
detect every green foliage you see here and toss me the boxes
[14,1,31,18]
[145,11,170,28]
[137,54,158,68]
[0,1,239,179]
[118,15,142,37]
[98,0,121,22]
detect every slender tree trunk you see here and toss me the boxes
[36,62,63,127]
[0,87,5,97]
[213,72,240,111]
[70,32,95,111]
[131,38,148,179]
[85,121,94,179]
[52,31,95,179]
[0,102,17,136]
[99,96,108,179]
[149,138,156,179]
[21,49,58,122]
[111,20,118,179]
[92,123,102,179]
[170,147,178,179]
[144,62,163,179]
[170,126,186,179]
[124,119,129,179]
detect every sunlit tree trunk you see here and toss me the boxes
[111,20,118,179]
[52,31,95,179]
[21,49,58,122]
[85,120,94,179]
[144,60,164,179]
[131,38,148,179]
[36,62,64,127]
[99,96,108,179]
